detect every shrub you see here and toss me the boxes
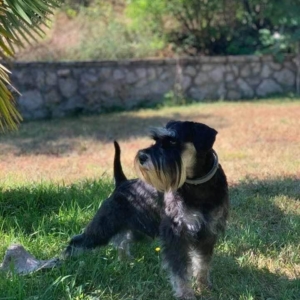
[126,0,300,56]
[66,1,164,60]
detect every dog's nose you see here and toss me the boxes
[138,151,148,165]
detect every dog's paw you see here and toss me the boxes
[194,277,213,292]
[62,234,87,258]
[175,288,196,300]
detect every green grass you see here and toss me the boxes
[0,176,299,300]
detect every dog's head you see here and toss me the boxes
[134,120,218,191]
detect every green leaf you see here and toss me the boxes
[14,2,33,25]
[0,37,15,57]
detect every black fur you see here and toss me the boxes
[65,121,229,300]
[113,141,127,187]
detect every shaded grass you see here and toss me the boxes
[0,176,299,300]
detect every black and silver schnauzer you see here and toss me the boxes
[65,120,229,299]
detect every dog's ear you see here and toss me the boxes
[192,122,218,152]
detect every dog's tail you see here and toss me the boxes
[113,140,127,187]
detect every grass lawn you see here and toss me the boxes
[0,100,299,299]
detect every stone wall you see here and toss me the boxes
[7,55,299,119]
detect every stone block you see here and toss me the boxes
[246,77,261,86]
[256,79,283,96]
[227,90,241,100]
[245,55,261,62]
[57,69,71,77]
[181,75,192,90]
[99,83,116,97]
[58,78,78,98]
[65,95,85,111]
[84,90,102,105]
[207,56,227,63]
[292,55,300,66]
[18,90,43,111]
[240,64,252,77]
[147,67,157,80]
[185,65,197,76]
[135,78,149,88]
[36,70,45,89]
[227,56,248,62]
[188,87,205,100]
[189,84,219,100]
[283,61,297,71]
[237,78,254,97]
[44,89,61,105]
[225,73,235,82]
[250,63,261,75]
[261,55,273,62]
[13,70,35,88]
[269,61,282,71]
[195,73,209,85]
[99,68,112,79]
[202,64,215,72]
[226,82,237,90]
[113,69,125,80]
[261,64,272,78]
[273,68,295,87]
[45,72,57,86]
[156,66,164,76]
[17,89,48,119]
[148,80,172,94]
[217,83,226,99]
[125,70,138,84]
[227,65,239,76]
[136,68,147,78]
[209,66,225,82]
[159,70,172,81]
[80,73,99,87]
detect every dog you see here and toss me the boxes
[65,120,229,299]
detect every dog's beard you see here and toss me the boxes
[134,155,187,192]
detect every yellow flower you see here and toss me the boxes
[155,247,161,252]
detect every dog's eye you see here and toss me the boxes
[168,138,177,146]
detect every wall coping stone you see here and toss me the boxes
[2,54,296,69]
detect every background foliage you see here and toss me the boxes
[126,0,300,56]
[14,0,300,61]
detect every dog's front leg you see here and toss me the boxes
[160,218,196,300]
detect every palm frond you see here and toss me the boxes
[0,64,22,131]
[0,0,61,131]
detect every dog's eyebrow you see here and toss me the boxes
[149,127,176,139]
